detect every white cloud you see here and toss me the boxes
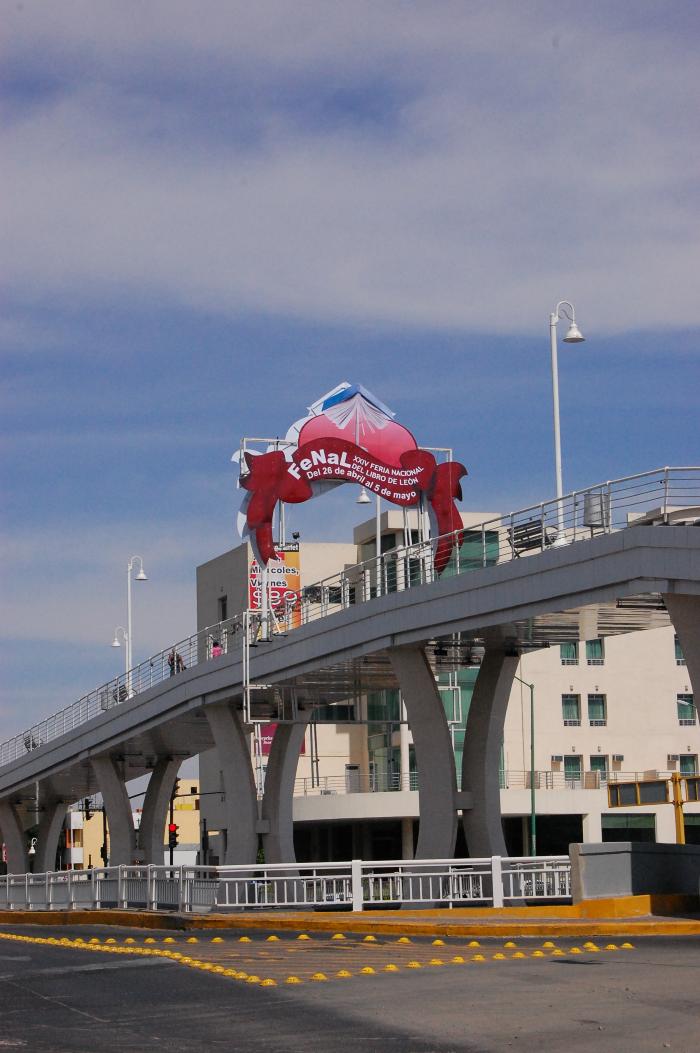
[3,4,699,334]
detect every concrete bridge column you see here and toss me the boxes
[461,648,519,857]
[35,798,68,874]
[0,800,29,874]
[664,594,700,698]
[205,702,258,865]
[91,756,137,866]
[261,710,313,865]
[389,646,458,859]
[139,757,182,865]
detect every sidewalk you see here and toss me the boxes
[2,893,699,937]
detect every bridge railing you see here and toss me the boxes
[2,466,698,770]
[0,854,571,913]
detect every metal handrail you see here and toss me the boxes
[2,466,699,770]
[0,854,572,912]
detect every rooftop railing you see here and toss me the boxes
[2,466,698,771]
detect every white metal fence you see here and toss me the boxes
[0,855,571,913]
[2,466,698,770]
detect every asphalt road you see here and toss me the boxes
[0,926,698,1052]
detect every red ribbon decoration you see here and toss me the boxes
[241,437,467,574]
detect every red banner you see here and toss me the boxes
[241,436,467,574]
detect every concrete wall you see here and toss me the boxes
[570,841,700,901]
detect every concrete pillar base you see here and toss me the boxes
[205,703,258,865]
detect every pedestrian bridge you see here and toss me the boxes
[1,468,699,875]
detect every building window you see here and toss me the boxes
[675,635,686,666]
[586,638,604,665]
[588,693,607,726]
[559,642,578,665]
[564,755,582,784]
[218,595,227,622]
[680,755,698,776]
[562,694,581,726]
[589,755,609,782]
[677,694,696,726]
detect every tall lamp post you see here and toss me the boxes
[357,488,382,592]
[514,673,536,856]
[111,556,148,696]
[549,301,585,536]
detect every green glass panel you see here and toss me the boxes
[585,638,604,661]
[561,694,580,721]
[587,694,606,721]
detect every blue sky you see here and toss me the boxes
[1,1,699,742]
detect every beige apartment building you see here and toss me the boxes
[197,508,700,864]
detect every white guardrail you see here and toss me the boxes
[0,855,571,913]
[2,466,699,769]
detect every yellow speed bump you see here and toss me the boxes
[407,961,422,969]
[331,933,346,940]
[605,944,619,951]
[568,948,582,955]
[383,964,399,972]
[239,936,251,943]
[362,935,377,943]
[492,953,506,960]
[451,956,466,964]
[542,941,556,948]
[336,970,352,978]
[504,941,517,949]
[124,938,136,944]
[260,979,277,987]
[311,972,327,981]
[531,950,545,957]
[360,966,376,975]
[246,975,261,984]
[297,934,311,941]
[89,938,101,945]
[286,976,302,984]
[429,959,444,966]
[468,940,480,948]
[397,937,411,944]
[472,954,486,962]
[512,952,526,959]
[163,937,175,943]
[211,937,224,944]
[583,942,599,951]
[266,935,279,942]
[432,939,445,946]
[186,937,198,944]
[621,942,635,950]
[551,949,565,957]
[144,937,156,944]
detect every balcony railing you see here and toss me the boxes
[2,466,699,771]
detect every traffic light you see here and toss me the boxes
[168,823,179,849]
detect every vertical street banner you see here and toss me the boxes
[248,546,301,630]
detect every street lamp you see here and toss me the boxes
[118,556,148,696]
[111,625,128,680]
[357,488,382,593]
[549,300,585,536]
[514,673,536,856]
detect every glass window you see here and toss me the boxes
[586,638,604,665]
[440,530,500,575]
[559,641,578,665]
[677,694,696,725]
[588,694,607,725]
[675,635,686,665]
[561,694,581,725]
[564,755,582,782]
[217,595,227,622]
[680,755,698,776]
[589,755,608,781]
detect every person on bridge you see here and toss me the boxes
[168,650,186,675]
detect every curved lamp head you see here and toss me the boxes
[111,636,121,648]
[135,568,148,581]
[563,322,585,343]
[356,488,371,505]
